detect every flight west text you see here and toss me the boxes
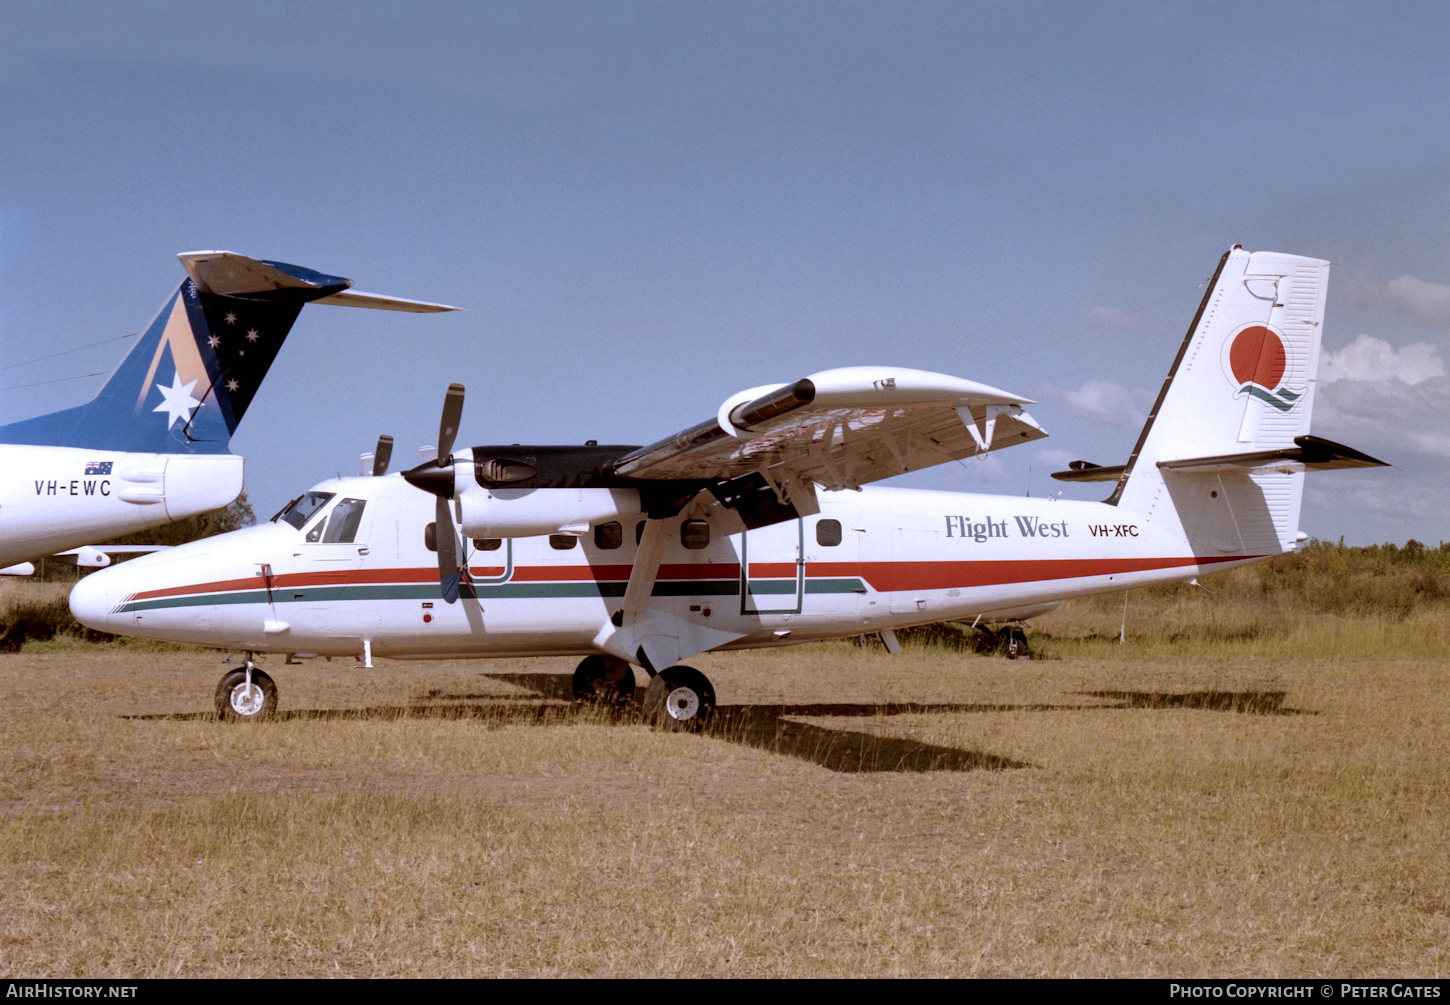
[944,515,1070,542]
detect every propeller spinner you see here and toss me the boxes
[403,383,466,604]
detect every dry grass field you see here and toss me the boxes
[2,626,1447,977]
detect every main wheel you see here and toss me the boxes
[571,655,636,706]
[215,667,278,721]
[1003,626,1029,660]
[642,665,715,732]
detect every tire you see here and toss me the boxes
[642,665,715,732]
[571,655,636,706]
[215,667,278,721]
[1003,626,1029,660]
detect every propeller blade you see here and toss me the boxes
[373,434,394,477]
[438,383,465,460]
[437,496,460,604]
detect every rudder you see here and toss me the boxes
[1115,248,1332,557]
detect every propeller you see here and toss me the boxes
[372,434,394,477]
[404,383,466,604]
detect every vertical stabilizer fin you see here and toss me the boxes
[1111,247,1332,556]
[0,252,458,454]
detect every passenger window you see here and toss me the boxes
[473,538,502,551]
[322,499,367,543]
[595,522,622,550]
[424,522,438,552]
[681,520,710,550]
[549,534,578,550]
[636,521,646,545]
[816,518,843,547]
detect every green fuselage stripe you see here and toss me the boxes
[121,577,870,614]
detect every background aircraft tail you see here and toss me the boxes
[1056,247,1383,558]
[0,251,457,454]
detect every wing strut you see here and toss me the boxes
[591,517,745,673]
[621,519,670,622]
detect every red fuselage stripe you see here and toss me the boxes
[124,554,1252,604]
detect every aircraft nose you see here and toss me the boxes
[69,564,135,633]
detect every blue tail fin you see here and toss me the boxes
[0,251,458,454]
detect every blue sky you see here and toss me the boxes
[4,1,1450,544]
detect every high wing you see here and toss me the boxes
[611,366,1046,496]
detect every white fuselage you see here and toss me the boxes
[68,472,1260,660]
[0,447,243,569]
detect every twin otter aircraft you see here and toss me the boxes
[70,247,1386,726]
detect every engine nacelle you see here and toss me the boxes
[457,486,643,539]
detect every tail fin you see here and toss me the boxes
[1056,247,1383,558]
[0,251,458,454]
[1117,248,1331,488]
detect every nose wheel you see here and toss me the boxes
[215,666,278,721]
[642,665,715,732]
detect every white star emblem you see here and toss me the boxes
[207,335,221,348]
[152,371,202,429]
[226,379,240,392]
[224,312,237,325]
[246,329,259,342]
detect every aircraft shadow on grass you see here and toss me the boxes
[1076,689,1310,716]
[128,677,1309,773]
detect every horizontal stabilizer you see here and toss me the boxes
[181,252,460,311]
[1155,435,1388,474]
[1054,435,1387,482]
[179,251,349,299]
[1050,460,1126,483]
[311,289,461,312]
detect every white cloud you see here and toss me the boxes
[1314,374,1450,459]
[1087,306,1139,327]
[1031,447,1076,468]
[1319,334,1444,385]
[1034,378,1149,429]
[1383,275,1450,327]
[1337,274,1450,328]
[1304,474,1448,523]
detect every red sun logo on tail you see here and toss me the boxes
[1225,324,1300,412]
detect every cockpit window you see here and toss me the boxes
[276,492,335,531]
[322,499,367,543]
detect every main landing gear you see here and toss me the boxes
[571,655,637,707]
[1002,624,1029,660]
[576,656,716,731]
[972,623,1031,659]
[215,662,278,721]
[642,665,716,732]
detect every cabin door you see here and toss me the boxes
[739,517,804,615]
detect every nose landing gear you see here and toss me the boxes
[215,662,278,721]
